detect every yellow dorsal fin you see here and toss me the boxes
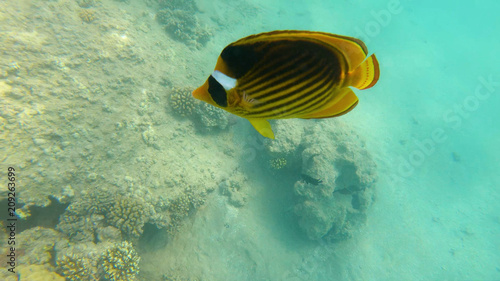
[349,54,380,90]
[299,88,358,119]
[248,118,275,139]
[232,31,369,71]
[298,32,369,72]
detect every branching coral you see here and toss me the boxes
[107,196,151,238]
[57,187,151,240]
[166,187,206,233]
[156,9,212,47]
[56,186,112,242]
[270,157,287,170]
[195,102,229,131]
[169,87,197,117]
[57,254,96,281]
[100,241,140,281]
[78,10,96,23]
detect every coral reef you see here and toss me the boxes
[157,0,197,11]
[169,87,198,117]
[142,126,161,150]
[195,102,229,132]
[293,191,346,240]
[167,87,229,133]
[270,157,287,170]
[162,273,200,281]
[76,0,95,8]
[262,119,377,241]
[295,121,376,241]
[57,187,152,241]
[78,9,96,23]
[166,187,206,233]
[18,227,66,265]
[56,186,112,242]
[56,254,96,281]
[168,86,229,132]
[156,9,212,47]
[107,196,152,238]
[219,178,248,207]
[100,241,140,281]
[19,265,65,281]
[57,208,105,242]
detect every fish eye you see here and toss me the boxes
[208,75,228,107]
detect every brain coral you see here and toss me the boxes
[100,241,140,281]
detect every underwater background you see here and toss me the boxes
[1,0,499,280]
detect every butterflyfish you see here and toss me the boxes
[192,30,380,139]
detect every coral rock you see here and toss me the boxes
[19,265,65,281]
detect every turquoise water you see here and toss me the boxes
[1,0,499,280]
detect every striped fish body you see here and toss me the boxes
[193,30,380,139]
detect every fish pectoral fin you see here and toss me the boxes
[248,118,275,139]
[299,88,358,119]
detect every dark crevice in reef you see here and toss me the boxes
[17,196,70,233]
[138,223,169,251]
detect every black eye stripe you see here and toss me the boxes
[208,75,228,107]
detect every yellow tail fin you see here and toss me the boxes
[349,54,380,90]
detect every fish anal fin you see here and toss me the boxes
[349,53,380,90]
[300,88,359,119]
[248,118,275,139]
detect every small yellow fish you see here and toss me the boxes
[193,30,380,139]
